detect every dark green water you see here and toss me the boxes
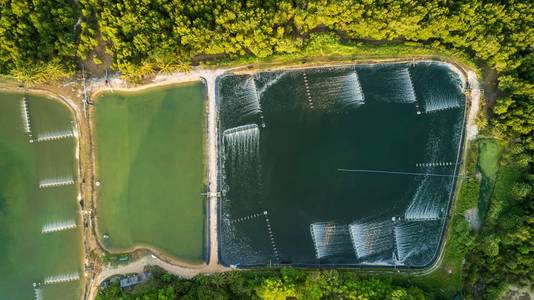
[0,91,82,299]
[218,62,465,267]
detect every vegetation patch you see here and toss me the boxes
[476,138,503,221]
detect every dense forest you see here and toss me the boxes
[1,1,532,138]
[1,0,532,298]
[98,268,430,300]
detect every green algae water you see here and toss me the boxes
[218,62,466,267]
[0,91,82,299]
[95,83,206,263]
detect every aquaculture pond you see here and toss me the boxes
[95,82,206,263]
[218,62,466,267]
[0,91,83,299]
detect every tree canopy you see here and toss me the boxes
[0,0,532,297]
[97,268,428,300]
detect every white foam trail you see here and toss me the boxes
[393,221,439,263]
[39,177,74,189]
[404,176,442,221]
[21,97,32,133]
[236,77,261,119]
[33,287,43,300]
[223,124,260,156]
[347,71,365,105]
[223,124,261,185]
[349,220,394,258]
[399,68,417,104]
[394,222,418,262]
[307,71,365,109]
[43,272,79,285]
[332,71,365,107]
[42,219,77,233]
[379,68,417,104]
[422,94,460,113]
[405,133,446,221]
[36,129,74,142]
[413,63,463,113]
[256,72,286,99]
[310,222,352,259]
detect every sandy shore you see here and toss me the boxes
[466,71,480,141]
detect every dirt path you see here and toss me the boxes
[466,71,480,141]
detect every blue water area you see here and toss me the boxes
[217,62,466,267]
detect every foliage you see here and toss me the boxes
[2,0,531,144]
[1,1,532,145]
[456,140,481,214]
[97,268,430,300]
[401,139,479,299]
[476,138,503,221]
[9,59,73,85]
[0,0,78,77]
[463,142,534,299]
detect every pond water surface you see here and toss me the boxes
[218,62,466,267]
[95,83,206,263]
[0,91,83,299]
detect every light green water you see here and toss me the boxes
[95,83,206,263]
[0,91,83,299]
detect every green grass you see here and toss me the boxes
[477,138,503,220]
[478,139,502,178]
[202,34,480,76]
[94,82,206,263]
[485,160,522,226]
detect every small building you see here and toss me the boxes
[119,275,138,288]
[119,272,151,289]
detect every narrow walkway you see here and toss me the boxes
[203,70,224,269]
